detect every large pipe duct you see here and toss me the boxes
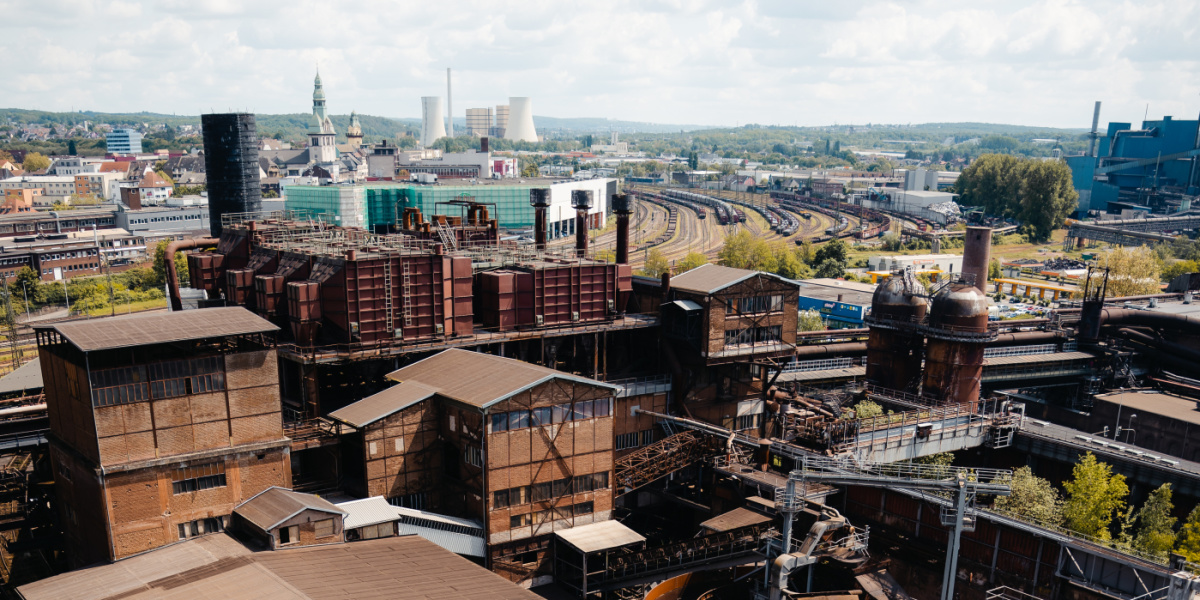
[1097,308,1200,335]
[962,226,992,293]
[612,193,631,264]
[167,238,220,312]
[529,188,550,251]
[572,189,592,257]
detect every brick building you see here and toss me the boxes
[35,307,291,566]
[659,264,801,432]
[328,349,621,586]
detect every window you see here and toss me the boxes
[388,492,428,510]
[172,462,226,495]
[493,489,510,509]
[574,501,594,517]
[594,398,612,418]
[531,481,554,502]
[531,407,552,426]
[177,516,225,540]
[509,410,529,429]
[640,430,655,447]
[314,518,335,538]
[490,412,508,433]
[90,365,148,407]
[464,445,483,468]
[735,413,761,432]
[278,524,299,545]
[734,294,784,315]
[615,432,640,451]
[352,522,393,540]
[510,513,532,528]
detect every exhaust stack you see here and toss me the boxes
[962,226,992,293]
[612,193,631,264]
[571,190,592,257]
[529,188,550,251]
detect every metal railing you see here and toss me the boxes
[781,357,855,373]
[983,343,1060,358]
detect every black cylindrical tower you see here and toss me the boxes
[612,193,631,264]
[530,188,550,251]
[571,190,593,257]
[202,113,262,238]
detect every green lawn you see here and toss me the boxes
[83,298,167,317]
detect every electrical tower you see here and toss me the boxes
[791,456,1012,600]
[0,274,24,371]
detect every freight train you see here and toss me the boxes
[770,191,892,244]
[660,189,739,225]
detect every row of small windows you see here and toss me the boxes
[43,263,98,275]
[172,462,226,495]
[615,429,657,451]
[178,516,227,540]
[724,325,783,346]
[509,501,594,528]
[492,471,610,510]
[90,356,226,407]
[488,398,613,433]
[127,214,202,225]
[726,294,784,315]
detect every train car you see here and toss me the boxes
[697,207,707,219]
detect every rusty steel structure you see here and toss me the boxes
[864,271,928,393]
[572,189,592,257]
[530,188,550,251]
[613,430,718,496]
[961,226,993,293]
[613,193,631,265]
[922,283,993,404]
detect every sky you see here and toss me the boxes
[2,0,1198,129]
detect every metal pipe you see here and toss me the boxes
[1098,307,1200,335]
[613,193,631,265]
[529,189,550,251]
[166,237,219,311]
[962,226,992,292]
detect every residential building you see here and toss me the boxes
[1,189,38,214]
[137,170,174,204]
[73,171,123,201]
[0,176,78,204]
[106,128,143,154]
[35,308,291,565]
[116,205,210,234]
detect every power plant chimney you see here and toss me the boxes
[1088,101,1102,157]
[962,226,993,293]
[446,68,453,138]
[201,113,261,239]
[612,193,631,264]
[571,190,593,257]
[529,188,550,251]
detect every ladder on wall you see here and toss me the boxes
[383,259,395,337]
[435,220,458,251]
[402,258,413,328]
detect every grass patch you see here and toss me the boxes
[83,298,167,317]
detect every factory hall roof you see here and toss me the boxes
[328,381,439,428]
[234,487,346,531]
[373,348,617,412]
[16,533,541,600]
[669,263,796,295]
[700,507,773,533]
[0,356,41,396]
[555,520,645,554]
[37,307,277,352]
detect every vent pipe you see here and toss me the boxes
[962,226,992,293]
[529,188,550,251]
[612,193,631,264]
[572,190,592,257]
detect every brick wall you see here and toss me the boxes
[613,392,669,460]
[363,401,441,503]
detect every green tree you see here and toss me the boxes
[1175,505,1200,561]
[22,151,51,172]
[988,258,1002,281]
[639,248,670,278]
[1018,159,1078,241]
[797,309,825,332]
[687,151,699,170]
[68,140,77,155]
[814,258,846,279]
[955,154,1021,216]
[0,149,15,164]
[520,162,539,178]
[1161,260,1199,283]
[993,466,1063,526]
[1063,452,1129,540]
[814,238,848,265]
[1133,484,1177,558]
[1092,247,1162,297]
[151,239,189,288]
[851,400,882,419]
[675,252,708,274]
[794,240,816,265]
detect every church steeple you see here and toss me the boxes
[312,68,328,121]
[307,68,337,164]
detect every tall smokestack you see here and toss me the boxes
[612,193,631,264]
[529,188,550,251]
[1089,101,1102,157]
[571,189,593,257]
[446,68,453,138]
[962,226,993,293]
[201,113,261,238]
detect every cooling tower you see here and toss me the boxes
[503,97,538,143]
[421,96,447,147]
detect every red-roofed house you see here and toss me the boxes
[137,170,173,204]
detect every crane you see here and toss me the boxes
[782,456,1012,600]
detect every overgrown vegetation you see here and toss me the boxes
[954,154,1078,241]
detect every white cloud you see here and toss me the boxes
[0,0,1195,128]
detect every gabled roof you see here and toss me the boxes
[669,263,797,295]
[327,381,438,428]
[138,170,172,189]
[380,348,618,412]
[234,486,346,532]
[555,520,645,554]
[36,307,277,352]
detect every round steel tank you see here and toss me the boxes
[922,283,990,404]
[865,274,929,393]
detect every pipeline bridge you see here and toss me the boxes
[1065,212,1200,248]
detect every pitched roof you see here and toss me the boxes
[382,348,617,411]
[37,307,277,353]
[555,520,645,554]
[327,382,438,428]
[669,263,796,295]
[17,533,541,600]
[699,507,772,533]
[336,496,398,529]
[0,357,41,396]
[234,487,345,532]
[138,170,172,189]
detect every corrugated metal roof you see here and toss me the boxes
[234,487,346,532]
[396,524,486,558]
[983,351,1095,366]
[0,357,41,396]
[699,507,772,533]
[17,534,541,600]
[555,520,645,554]
[668,299,703,311]
[394,506,484,530]
[336,496,399,529]
[39,307,277,352]
[381,348,618,411]
[669,263,796,295]
[327,382,438,428]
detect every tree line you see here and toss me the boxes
[953,154,1079,241]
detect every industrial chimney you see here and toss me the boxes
[529,188,550,251]
[201,113,261,239]
[571,190,593,257]
[446,68,453,138]
[612,193,631,264]
[961,226,993,293]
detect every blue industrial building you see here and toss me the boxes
[793,278,873,329]
[1066,115,1200,216]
